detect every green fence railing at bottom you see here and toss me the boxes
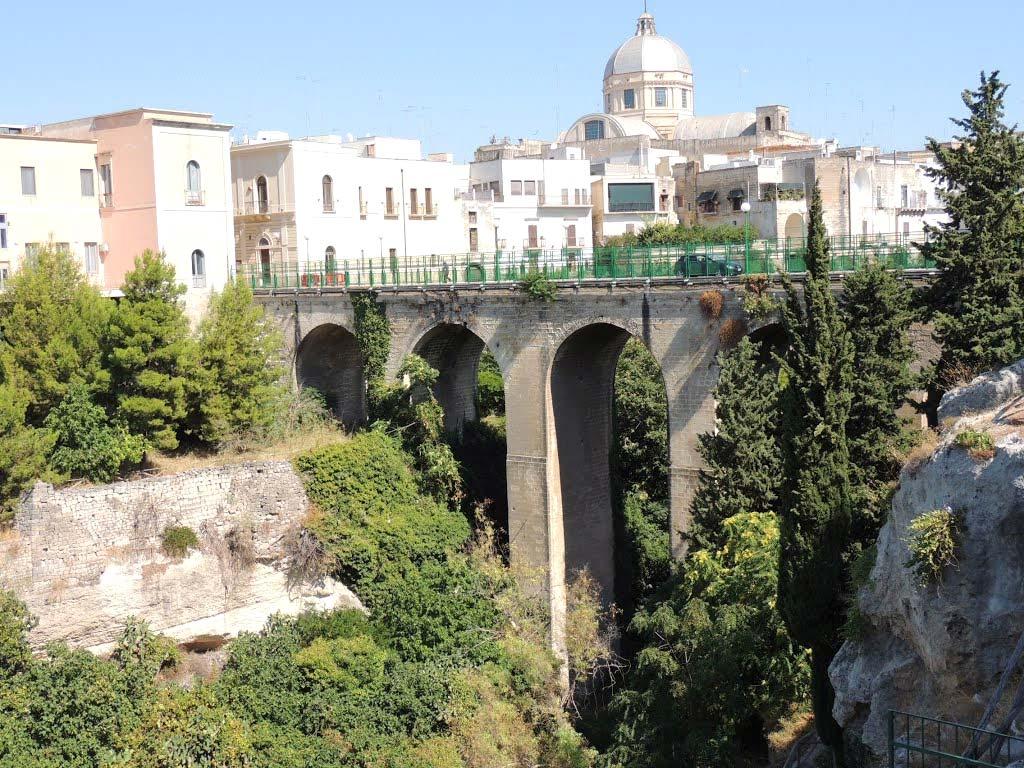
[240,234,936,292]
[890,711,1024,767]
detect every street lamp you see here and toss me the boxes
[741,201,752,266]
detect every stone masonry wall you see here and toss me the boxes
[0,461,361,653]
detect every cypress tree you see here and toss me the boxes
[840,264,915,538]
[922,72,1024,415]
[105,251,194,452]
[776,181,855,757]
[689,336,781,551]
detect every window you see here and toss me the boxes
[469,228,479,252]
[410,188,419,215]
[325,246,336,272]
[527,224,539,249]
[608,183,655,213]
[99,163,113,205]
[322,175,334,212]
[186,161,202,204]
[903,222,911,237]
[764,116,772,132]
[566,224,577,247]
[901,185,909,208]
[385,187,395,215]
[20,167,36,196]
[84,243,99,275]
[358,186,366,216]
[0,214,6,249]
[511,180,523,196]
[655,87,667,107]
[584,119,605,141]
[681,89,688,109]
[425,187,433,215]
[256,176,268,213]
[623,89,636,109]
[25,243,41,259]
[468,211,478,225]
[524,180,536,196]
[80,169,95,197]
[781,114,788,130]
[191,249,206,288]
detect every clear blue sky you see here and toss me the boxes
[7,0,1023,161]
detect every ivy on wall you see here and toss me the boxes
[351,292,391,417]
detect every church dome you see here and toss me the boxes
[603,12,692,79]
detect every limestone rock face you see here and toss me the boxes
[0,461,362,653]
[830,362,1024,758]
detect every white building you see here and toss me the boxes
[232,134,594,282]
[467,145,593,254]
[0,131,105,287]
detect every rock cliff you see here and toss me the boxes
[0,461,361,653]
[830,361,1024,759]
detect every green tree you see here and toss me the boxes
[922,72,1024,415]
[775,181,856,758]
[613,339,668,500]
[0,247,111,425]
[44,383,144,483]
[689,338,782,551]
[194,280,285,444]
[840,264,916,534]
[105,251,194,452]
[0,351,57,521]
[603,513,808,768]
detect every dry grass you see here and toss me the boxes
[718,317,748,348]
[699,289,725,320]
[145,424,348,477]
[767,704,815,766]
[903,427,941,477]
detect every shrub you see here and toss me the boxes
[699,290,724,320]
[522,271,557,302]
[718,317,748,348]
[905,507,960,585]
[954,429,995,460]
[162,525,200,558]
[741,274,778,318]
[44,383,144,483]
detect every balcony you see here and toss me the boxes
[384,206,398,220]
[236,201,289,216]
[185,188,205,206]
[461,188,502,203]
[100,192,113,208]
[359,202,368,219]
[425,203,438,218]
[192,274,207,289]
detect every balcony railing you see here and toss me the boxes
[608,202,656,213]
[462,189,502,203]
[185,189,205,206]
[239,232,933,292]
[192,274,207,288]
[888,710,1024,768]
[236,201,289,215]
[100,192,113,208]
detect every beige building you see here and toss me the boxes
[0,130,104,286]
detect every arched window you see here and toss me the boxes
[764,116,773,132]
[322,175,334,213]
[256,176,269,213]
[191,249,206,288]
[584,119,605,141]
[325,245,336,271]
[186,161,202,204]
[781,114,788,130]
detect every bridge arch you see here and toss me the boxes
[295,323,366,428]
[547,321,669,613]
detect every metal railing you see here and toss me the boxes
[890,711,1024,767]
[239,233,933,291]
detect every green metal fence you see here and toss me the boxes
[889,711,1024,767]
[241,233,935,291]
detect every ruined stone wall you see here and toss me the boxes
[0,461,360,653]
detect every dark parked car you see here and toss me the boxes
[673,254,744,277]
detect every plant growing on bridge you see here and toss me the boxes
[521,270,557,302]
[905,507,961,585]
[105,250,194,452]
[352,291,392,417]
[717,317,747,348]
[699,289,724,320]
[922,72,1024,420]
[775,181,856,760]
[741,274,777,319]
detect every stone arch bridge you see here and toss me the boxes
[256,277,935,648]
